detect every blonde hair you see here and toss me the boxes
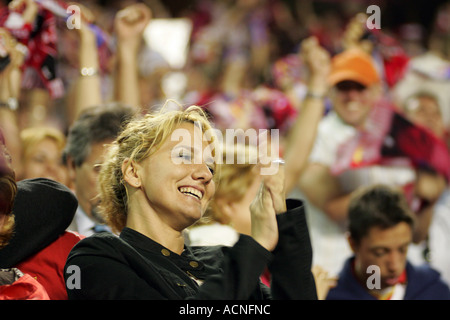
[20,126,66,161]
[98,104,218,233]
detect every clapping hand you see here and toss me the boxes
[249,134,286,252]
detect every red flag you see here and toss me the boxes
[381,112,450,181]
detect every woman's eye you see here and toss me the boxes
[207,166,215,175]
[178,151,191,161]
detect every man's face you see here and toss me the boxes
[69,140,113,222]
[331,80,379,129]
[350,222,412,290]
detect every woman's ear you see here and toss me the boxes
[122,158,141,188]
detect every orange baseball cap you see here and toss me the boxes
[327,48,380,87]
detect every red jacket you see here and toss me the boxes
[15,231,84,300]
[0,178,84,300]
[0,269,49,300]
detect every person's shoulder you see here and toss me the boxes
[50,230,85,252]
[62,230,86,241]
[68,232,124,257]
[406,262,450,298]
[412,262,444,279]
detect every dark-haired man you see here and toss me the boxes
[326,185,450,300]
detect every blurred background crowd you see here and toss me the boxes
[3,0,449,134]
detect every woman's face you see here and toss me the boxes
[22,138,69,185]
[134,122,216,230]
[227,175,261,235]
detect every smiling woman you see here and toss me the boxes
[99,105,218,235]
[64,103,318,300]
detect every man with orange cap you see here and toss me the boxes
[326,47,382,130]
[290,41,419,279]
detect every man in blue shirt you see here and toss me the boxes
[326,184,450,300]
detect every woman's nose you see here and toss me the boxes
[192,163,213,183]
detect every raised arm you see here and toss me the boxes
[284,36,330,194]
[70,6,102,123]
[0,28,26,176]
[113,3,151,110]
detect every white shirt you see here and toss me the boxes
[67,206,99,237]
[187,223,239,247]
[408,188,450,287]
[299,111,416,277]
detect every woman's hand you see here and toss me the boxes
[250,142,286,251]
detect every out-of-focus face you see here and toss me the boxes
[70,140,112,222]
[224,175,261,236]
[405,95,446,139]
[351,222,412,291]
[331,80,379,129]
[22,137,68,185]
[133,123,216,231]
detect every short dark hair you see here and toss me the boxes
[62,102,136,167]
[348,184,415,244]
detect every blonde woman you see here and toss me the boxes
[64,105,316,300]
[19,126,69,187]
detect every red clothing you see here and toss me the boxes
[0,272,50,300]
[261,268,271,287]
[15,231,84,300]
